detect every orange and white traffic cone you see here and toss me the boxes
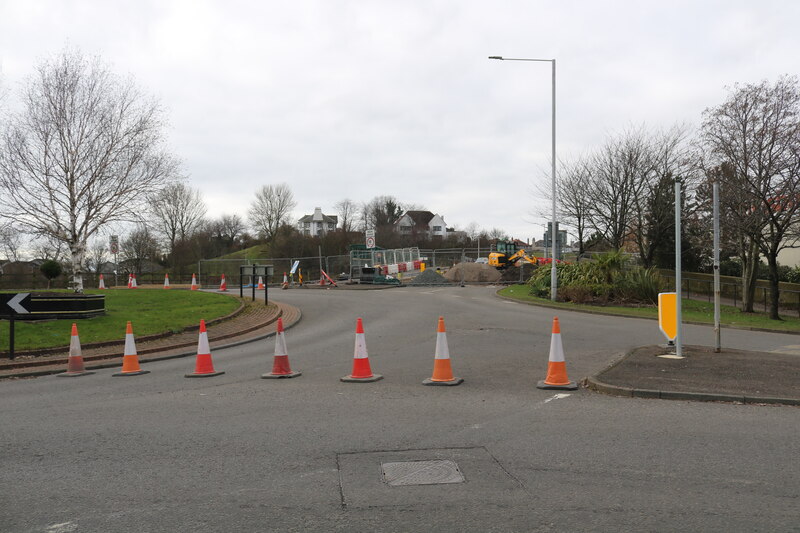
[113,321,150,377]
[98,274,106,289]
[219,274,227,292]
[185,319,224,378]
[163,273,170,289]
[537,317,578,390]
[57,323,95,377]
[130,274,138,289]
[191,273,199,290]
[127,273,133,289]
[341,318,383,382]
[423,316,463,386]
[257,276,265,290]
[261,318,301,379]
[281,272,289,290]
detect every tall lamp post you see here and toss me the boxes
[489,55,558,301]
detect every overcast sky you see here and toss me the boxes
[1,1,798,243]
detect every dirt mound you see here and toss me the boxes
[443,263,503,283]
[407,269,453,285]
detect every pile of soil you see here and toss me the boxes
[407,269,453,286]
[443,263,502,283]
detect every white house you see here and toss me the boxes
[394,211,448,239]
[297,207,338,236]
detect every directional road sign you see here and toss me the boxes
[1,293,31,315]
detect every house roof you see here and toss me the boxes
[298,208,338,225]
[400,211,435,226]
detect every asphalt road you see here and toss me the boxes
[1,286,798,532]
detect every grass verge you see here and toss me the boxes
[0,289,241,352]
[498,285,800,333]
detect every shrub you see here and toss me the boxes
[615,267,666,305]
[786,266,800,284]
[526,254,665,305]
[40,260,62,289]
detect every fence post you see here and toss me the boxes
[764,287,767,313]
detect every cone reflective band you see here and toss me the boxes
[423,316,463,386]
[537,317,577,390]
[341,318,383,382]
[57,323,95,377]
[191,273,198,290]
[127,274,132,289]
[98,274,106,289]
[130,275,137,288]
[219,274,227,291]
[282,272,288,289]
[113,321,150,376]
[262,318,301,378]
[185,319,224,377]
[257,276,265,289]
[164,273,170,289]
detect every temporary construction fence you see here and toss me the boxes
[198,256,351,286]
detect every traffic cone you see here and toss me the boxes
[319,275,326,286]
[98,274,106,289]
[341,318,383,382]
[130,274,138,289]
[261,318,301,379]
[191,273,199,290]
[257,276,265,290]
[127,273,132,289]
[423,316,463,386]
[281,272,289,290]
[185,319,224,378]
[164,273,170,289]
[537,317,578,390]
[57,323,95,377]
[219,274,227,292]
[113,321,150,377]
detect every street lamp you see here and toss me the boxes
[489,55,558,301]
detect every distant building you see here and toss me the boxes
[394,211,448,239]
[297,207,338,236]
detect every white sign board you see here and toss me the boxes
[366,229,376,249]
[290,260,300,274]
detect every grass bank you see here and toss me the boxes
[498,285,800,334]
[0,289,241,352]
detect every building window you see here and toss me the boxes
[432,226,442,232]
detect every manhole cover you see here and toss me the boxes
[381,459,464,486]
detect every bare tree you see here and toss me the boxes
[630,125,696,268]
[362,195,404,231]
[0,49,178,292]
[249,183,296,241]
[150,182,207,258]
[334,198,358,233]
[30,233,67,262]
[86,238,108,273]
[546,156,594,257]
[217,214,245,247]
[587,126,654,251]
[121,226,160,276]
[0,220,22,261]
[701,76,800,317]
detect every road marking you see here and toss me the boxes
[45,523,78,533]
[772,345,800,355]
[543,393,571,403]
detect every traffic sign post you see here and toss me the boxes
[1,293,31,360]
[658,292,677,347]
[365,229,376,249]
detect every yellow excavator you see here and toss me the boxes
[488,240,539,269]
